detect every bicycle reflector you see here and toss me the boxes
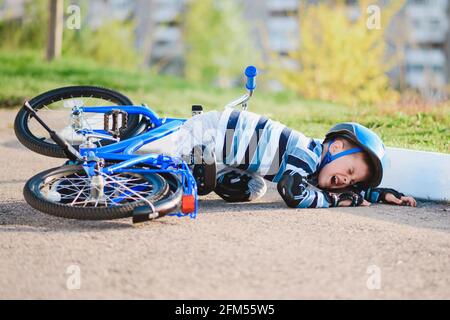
[181,194,196,214]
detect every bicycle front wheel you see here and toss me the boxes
[14,86,140,158]
[23,165,183,220]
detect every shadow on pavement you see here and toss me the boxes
[0,200,139,232]
[198,197,284,213]
[199,196,450,233]
[1,196,448,234]
[336,201,450,233]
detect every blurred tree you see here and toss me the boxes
[183,0,259,87]
[273,0,404,106]
[63,19,140,69]
[61,0,141,68]
[0,0,48,50]
[0,0,141,68]
[47,0,64,61]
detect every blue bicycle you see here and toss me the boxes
[14,66,258,223]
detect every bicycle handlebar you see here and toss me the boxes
[245,66,257,91]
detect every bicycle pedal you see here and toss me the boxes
[104,109,128,138]
[191,105,203,117]
[132,205,159,224]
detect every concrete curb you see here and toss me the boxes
[381,147,450,202]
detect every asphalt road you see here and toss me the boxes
[0,110,449,299]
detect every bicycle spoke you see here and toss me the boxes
[40,170,156,208]
[98,171,155,209]
[70,184,88,205]
[26,96,122,148]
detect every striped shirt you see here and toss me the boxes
[215,108,330,208]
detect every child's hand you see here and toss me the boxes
[337,198,371,207]
[383,193,417,207]
[377,188,417,207]
[327,191,366,207]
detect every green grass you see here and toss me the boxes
[1,49,449,153]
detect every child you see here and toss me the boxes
[147,108,417,208]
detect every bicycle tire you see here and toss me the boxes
[14,86,140,158]
[23,165,183,220]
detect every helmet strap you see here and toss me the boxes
[319,138,363,171]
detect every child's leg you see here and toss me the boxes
[175,111,268,201]
[138,111,221,157]
[177,111,223,195]
[175,111,221,161]
[215,167,267,202]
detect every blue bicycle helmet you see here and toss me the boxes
[320,122,386,188]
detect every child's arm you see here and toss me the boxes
[276,171,417,208]
[276,170,360,208]
[361,188,417,207]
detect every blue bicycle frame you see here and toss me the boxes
[77,105,197,218]
[69,65,258,219]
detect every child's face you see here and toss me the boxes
[318,140,371,190]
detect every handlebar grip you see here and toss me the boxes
[245,66,258,91]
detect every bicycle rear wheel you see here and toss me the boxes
[23,165,183,220]
[14,86,140,158]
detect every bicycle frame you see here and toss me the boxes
[77,105,197,218]
[57,66,258,220]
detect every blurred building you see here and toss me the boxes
[133,0,185,74]
[1,0,449,96]
[400,0,450,96]
[128,0,450,96]
[86,0,134,29]
[84,0,185,73]
[241,0,450,97]
[0,0,25,20]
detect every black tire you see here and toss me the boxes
[23,165,183,221]
[14,86,140,158]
